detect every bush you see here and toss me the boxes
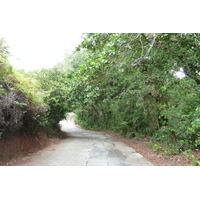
[0,39,47,137]
[70,33,200,151]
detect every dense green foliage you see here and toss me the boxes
[0,39,46,137]
[30,66,70,128]
[29,50,89,128]
[70,33,200,152]
[1,34,199,156]
[0,38,71,139]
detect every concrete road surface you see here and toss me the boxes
[18,113,152,166]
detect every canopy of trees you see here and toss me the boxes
[70,33,200,152]
[0,33,199,155]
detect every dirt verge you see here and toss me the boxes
[0,130,48,165]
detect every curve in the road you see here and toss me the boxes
[18,113,153,166]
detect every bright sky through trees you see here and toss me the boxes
[0,0,83,71]
[1,0,199,72]
[5,32,82,71]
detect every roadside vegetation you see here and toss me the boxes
[0,34,199,165]
[70,34,200,165]
[0,39,67,163]
[0,38,45,138]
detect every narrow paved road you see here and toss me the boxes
[18,113,152,166]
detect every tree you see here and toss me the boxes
[31,66,70,128]
[70,33,200,151]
